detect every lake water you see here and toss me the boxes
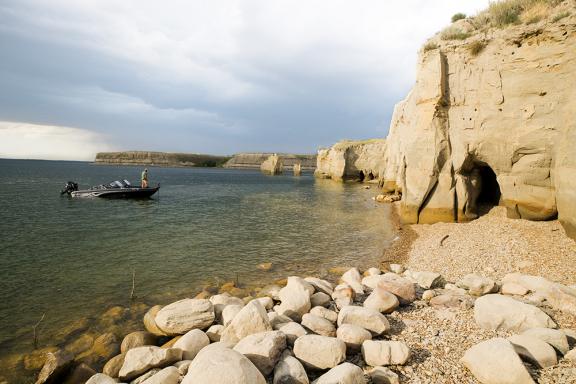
[0,159,396,382]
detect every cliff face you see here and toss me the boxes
[315,140,387,181]
[95,151,230,167]
[383,12,576,235]
[224,153,316,170]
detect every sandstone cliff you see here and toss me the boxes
[382,4,576,237]
[224,153,316,170]
[95,151,230,168]
[315,139,387,181]
[260,154,283,175]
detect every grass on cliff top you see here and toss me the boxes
[480,0,564,28]
[334,139,385,149]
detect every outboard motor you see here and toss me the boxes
[61,181,79,195]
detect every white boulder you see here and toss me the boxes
[273,322,307,345]
[461,338,535,384]
[361,340,410,366]
[312,362,365,384]
[140,366,180,384]
[456,274,497,296]
[474,295,556,332]
[182,344,266,384]
[310,292,332,308]
[337,306,390,335]
[220,300,272,345]
[273,351,309,384]
[508,334,558,368]
[341,268,364,295]
[310,307,338,323]
[336,324,372,350]
[293,335,346,370]
[364,288,399,314]
[301,314,336,337]
[233,331,287,375]
[119,346,182,381]
[522,328,570,355]
[155,299,215,335]
[173,329,210,360]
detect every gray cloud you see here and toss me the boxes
[0,0,490,158]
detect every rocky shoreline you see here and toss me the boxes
[26,225,576,384]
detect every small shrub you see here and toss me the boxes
[452,13,467,23]
[487,0,563,28]
[441,26,471,41]
[552,11,570,22]
[522,2,549,23]
[469,41,487,56]
[423,41,439,52]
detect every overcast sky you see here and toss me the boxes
[0,0,490,160]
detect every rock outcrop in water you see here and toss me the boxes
[95,152,230,168]
[224,153,316,171]
[315,139,386,181]
[316,8,576,238]
[260,154,283,175]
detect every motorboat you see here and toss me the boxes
[61,180,160,198]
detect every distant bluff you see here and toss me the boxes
[95,151,231,168]
[319,0,576,238]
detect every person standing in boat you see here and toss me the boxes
[141,168,149,188]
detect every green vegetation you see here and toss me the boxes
[441,26,471,41]
[552,11,570,22]
[423,41,439,52]
[469,41,487,56]
[451,13,467,23]
[480,0,564,28]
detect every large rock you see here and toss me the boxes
[361,340,410,366]
[312,362,365,384]
[273,322,307,345]
[182,344,266,384]
[337,306,390,335]
[301,314,336,337]
[206,324,224,342]
[456,274,497,296]
[314,139,387,181]
[310,292,331,308]
[221,300,272,344]
[222,304,243,327]
[118,346,182,381]
[341,268,364,295]
[474,294,556,332]
[502,273,576,315]
[273,352,309,384]
[362,274,416,305]
[276,278,312,321]
[173,329,210,360]
[233,331,287,375]
[331,284,355,309]
[429,293,475,310]
[363,288,399,314]
[310,307,338,323]
[85,374,117,384]
[140,366,180,384]
[121,331,157,354]
[261,154,283,175]
[403,270,442,289]
[336,324,372,350]
[155,299,215,335]
[210,294,245,320]
[35,350,73,384]
[461,338,535,384]
[368,367,399,384]
[293,335,346,370]
[522,328,570,355]
[508,334,557,368]
[304,277,334,296]
[144,305,168,337]
[102,353,125,378]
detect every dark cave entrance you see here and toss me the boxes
[466,163,501,218]
[358,170,365,182]
[476,165,501,206]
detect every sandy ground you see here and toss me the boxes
[376,204,576,383]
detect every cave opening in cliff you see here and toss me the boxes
[474,164,501,216]
[358,170,365,182]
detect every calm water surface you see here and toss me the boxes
[0,159,396,382]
